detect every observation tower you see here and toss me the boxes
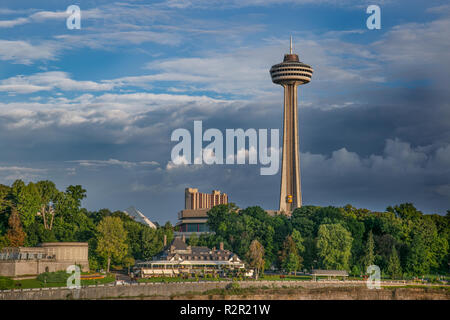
[270,37,313,214]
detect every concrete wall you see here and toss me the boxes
[41,243,88,262]
[0,280,448,300]
[0,261,15,277]
[0,260,89,277]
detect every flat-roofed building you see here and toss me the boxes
[0,242,89,278]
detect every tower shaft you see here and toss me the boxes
[279,83,302,213]
[270,38,313,215]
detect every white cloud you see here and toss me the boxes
[0,40,57,64]
[0,166,46,172]
[167,155,190,170]
[302,138,450,180]
[0,166,47,182]
[69,159,159,168]
[0,8,104,28]
[0,17,28,28]
[0,72,116,94]
[162,0,362,9]
[0,92,237,136]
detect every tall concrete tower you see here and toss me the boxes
[270,37,313,214]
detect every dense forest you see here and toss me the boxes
[197,204,449,278]
[0,180,173,272]
[1,179,449,278]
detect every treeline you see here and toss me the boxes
[1,179,449,278]
[193,204,449,278]
[0,180,173,272]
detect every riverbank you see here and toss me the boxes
[1,280,449,300]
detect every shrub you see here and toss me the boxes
[226,282,240,290]
[37,271,70,284]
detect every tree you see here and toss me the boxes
[37,204,55,230]
[387,203,422,220]
[316,223,353,270]
[0,235,8,250]
[96,216,128,273]
[284,253,301,275]
[162,221,174,245]
[6,208,26,247]
[11,180,41,229]
[387,245,402,279]
[65,185,87,207]
[0,184,12,235]
[188,232,199,246]
[122,256,135,274]
[405,217,447,275]
[246,239,265,279]
[280,235,302,274]
[374,233,396,271]
[291,229,305,254]
[362,230,375,270]
[140,227,160,260]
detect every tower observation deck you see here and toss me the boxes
[270,37,313,214]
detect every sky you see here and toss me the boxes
[0,0,449,224]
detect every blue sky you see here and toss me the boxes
[0,0,449,224]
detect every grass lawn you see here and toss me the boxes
[7,275,116,290]
[259,275,312,281]
[11,278,67,289]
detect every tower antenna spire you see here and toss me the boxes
[290,36,293,54]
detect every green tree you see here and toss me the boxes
[284,253,301,275]
[0,184,12,235]
[65,185,87,207]
[188,232,199,246]
[291,206,318,238]
[291,229,305,254]
[362,230,375,270]
[280,235,302,274]
[123,256,135,274]
[374,233,396,271]
[162,221,174,245]
[0,236,8,250]
[11,180,41,229]
[96,216,128,273]
[246,239,265,279]
[140,227,160,260]
[387,203,422,220]
[123,220,144,259]
[316,223,353,270]
[405,217,448,275]
[387,245,402,279]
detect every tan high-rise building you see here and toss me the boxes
[270,37,313,214]
[176,188,229,234]
[185,188,228,210]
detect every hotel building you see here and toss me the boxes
[176,188,228,235]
